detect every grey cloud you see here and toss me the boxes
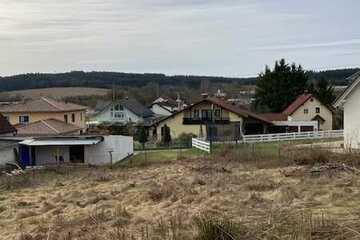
[0,0,359,76]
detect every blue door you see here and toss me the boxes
[19,145,31,168]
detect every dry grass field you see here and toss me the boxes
[1,145,360,240]
[0,87,110,100]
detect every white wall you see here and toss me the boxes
[90,105,143,124]
[344,84,360,149]
[85,135,133,165]
[151,104,172,116]
[35,146,70,165]
[0,147,17,166]
[290,97,333,130]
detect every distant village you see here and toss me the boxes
[0,69,359,169]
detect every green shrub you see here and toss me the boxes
[174,133,197,147]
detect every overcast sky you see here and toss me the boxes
[0,0,359,77]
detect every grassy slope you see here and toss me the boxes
[1,144,360,239]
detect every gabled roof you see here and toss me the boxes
[282,94,313,115]
[334,71,360,108]
[0,97,87,113]
[152,97,273,126]
[93,98,154,118]
[15,119,82,136]
[0,114,16,135]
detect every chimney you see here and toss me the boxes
[176,93,183,111]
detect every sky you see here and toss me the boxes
[0,0,359,77]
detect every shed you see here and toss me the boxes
[18,135,133,167]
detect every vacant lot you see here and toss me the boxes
[1,145,360,240]
[0,87,110,100]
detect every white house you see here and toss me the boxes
[150,96,187,116]
[334,71,360,149]
[89,98,154,125]
[260,93,334,133]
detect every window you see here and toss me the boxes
[316,107,320,113]
[71,113,75,123]
[64,114,68,123]
[114,104,124,111]
[111,104,125,120]
[3,115,9,121]
[114,112,124,119]
[304,109,309,114]
[201,109,211,120]
[80,112,83,121]
[19,115,29,124]
[193,109,200,119]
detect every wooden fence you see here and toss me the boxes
[242,130,344,144]
[192,138,211,153]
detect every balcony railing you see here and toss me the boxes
[183,118,230,125]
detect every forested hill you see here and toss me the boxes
[0,68,358,92]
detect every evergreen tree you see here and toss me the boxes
[255,59,309,112]
[137,126,148,149]
[313,78,336,105]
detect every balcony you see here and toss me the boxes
[183,117,230,125]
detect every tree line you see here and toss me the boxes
[0,68,358,93]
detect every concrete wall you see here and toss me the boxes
[0,147,17,166]
[290,97,333,130]
[2,110,86,128]
[91,105,143,124]
[35,146,70,165]
[344,84,360,149]
[85,136,133,165]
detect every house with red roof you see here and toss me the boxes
[150,95,273,141]
[260,93,334,132]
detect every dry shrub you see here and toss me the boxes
[245,177,278,192]
[148,183,174,202]
[278,186,301,204]
[194,215,249,240]
[0,174,38,190]
[91,170,113,182]
[292,149,329,166]
[254,209,360,240]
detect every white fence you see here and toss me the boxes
[192,138,211,153]
[242,130,344,144]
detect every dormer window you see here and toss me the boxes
[111,104,125,119]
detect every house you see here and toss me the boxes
[150,96,187,116]
[15,119,83,137]
[150,96,272,141]
[18,135,133,167]
[334,71,360,149]
[0,113,17,136]
[0,114,18,165]
[88,98,154,125]
[0,97,87,129]
[260,93,334,132]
